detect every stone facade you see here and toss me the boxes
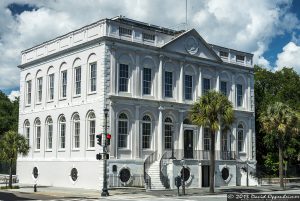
[17,16,256,190]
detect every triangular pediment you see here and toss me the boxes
[162,29,222,61]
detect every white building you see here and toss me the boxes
[17,16,257,190]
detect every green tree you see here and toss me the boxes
[0,130,29,188]
[190,91,234,193]
[259,102,298,188]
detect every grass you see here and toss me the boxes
[0,185,19,189]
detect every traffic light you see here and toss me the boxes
[96,134,102,146]
[96,153,102,160]
[106,134,111,145]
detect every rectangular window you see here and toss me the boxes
[47,124,53,149]
[236,55,245,63]
[142,122,151,149]
[165,71,173,98]
[204,128,210,151]
[61,71,67,98]
[185,75,193,100]
[74,122,80,148]
[89,120,95,148]
[220,51,228,58]
[236,84,243,107]
[36,126,41,150]
[119,27,132,37]
[37,77,43,102]
[238,130,244,152]
[90,63,97,92]
[142,33,155,42]
[26,80,32,105]
[143,68,152,95]
[164,124,172,149]
[119,64,129,92]
[203,78,210,94]
[60,124,66,149]
[220,81,227,96]
[118,121,128,148]
[221,132,228,151]
[75,67,81,95]
[49,74,54,100]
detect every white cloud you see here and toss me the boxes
[275,42,300,73]
[0,0,299,93]
[8,90,20,101]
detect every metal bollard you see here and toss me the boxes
[34,184,37,192]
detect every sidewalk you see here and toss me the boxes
[4,183,300,199]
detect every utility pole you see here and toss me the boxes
[101,108,109,197]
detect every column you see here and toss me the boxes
[247,75,251,111]
[232,123,237,157]
[109,101,116,159]
[248,117,252,160]
[198,67,202,97]
[134,52,141,98]
[179,62,184,103]
[216,72,220,92]
[157,106,164,158]
[231,73,236,107]
[178,110,184,151]
[109,46,116,94]
[135,105,140,158]
[158,55,163,100]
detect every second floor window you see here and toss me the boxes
[90,63,97,92]
[203,78,210,94]
[204,128,210,151]
[49,74,54,100]
[37,77,43,102]
[185,75,193,100]
[220,81,227,96]
[119,64,129,92]
[143,68,151,95]
[26,80,32,105]
[236,84,243,107]
[165,71,173,98]
[61,71,67,98]
[75,67,81,95]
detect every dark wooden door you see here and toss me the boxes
[202,165,210,187]
[184,130,193,159]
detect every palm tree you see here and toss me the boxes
[259,102,298,189]
[0,130,29,188]
[190,90,234,193]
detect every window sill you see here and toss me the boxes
[118,148,131,151]
[142,95,154,99]
[88,91,97,95]
[45,149,52,152]
[58,149,65,152]
[73,95,81,98]
[34,150,40,152]
[118,92,132,97]
[72,148,80,151]
[86,148,96,151]
[36,102,42,105]
[25,104,31,107]
[59,97,67,101]
[238,152,246,155]
[142,149,153,151]
[47,100,54,103]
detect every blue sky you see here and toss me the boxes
[0,0,300,98]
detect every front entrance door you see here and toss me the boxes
[202,165,210,187]
[184,130,193,159]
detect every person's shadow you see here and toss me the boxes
[0,191,32,201]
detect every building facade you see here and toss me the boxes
[17,16,257,190]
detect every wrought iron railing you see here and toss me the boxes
[160,151,170,189]
[159,149,236,160]
[143,151,157,189]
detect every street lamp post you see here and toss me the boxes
[246,158,249,187]
[181,159,185,195]
[101,108,109,197]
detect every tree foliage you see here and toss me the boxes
[0,130,29,188]
[190,90,234,193]
[0,91,19,136]
[255,66,300,174]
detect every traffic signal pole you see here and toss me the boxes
[101,108,109,197]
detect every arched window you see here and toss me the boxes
[142,115,151,149]
[34,119,41,150]
[72,113,80,149]
[118,113,128,148]
[164,117,173,149]
[237,124,244,152]
[59,115,66,149]
[46,117,53,150]
[87,112,96,148]
[24,120,30,145]
[221,131,228,151]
